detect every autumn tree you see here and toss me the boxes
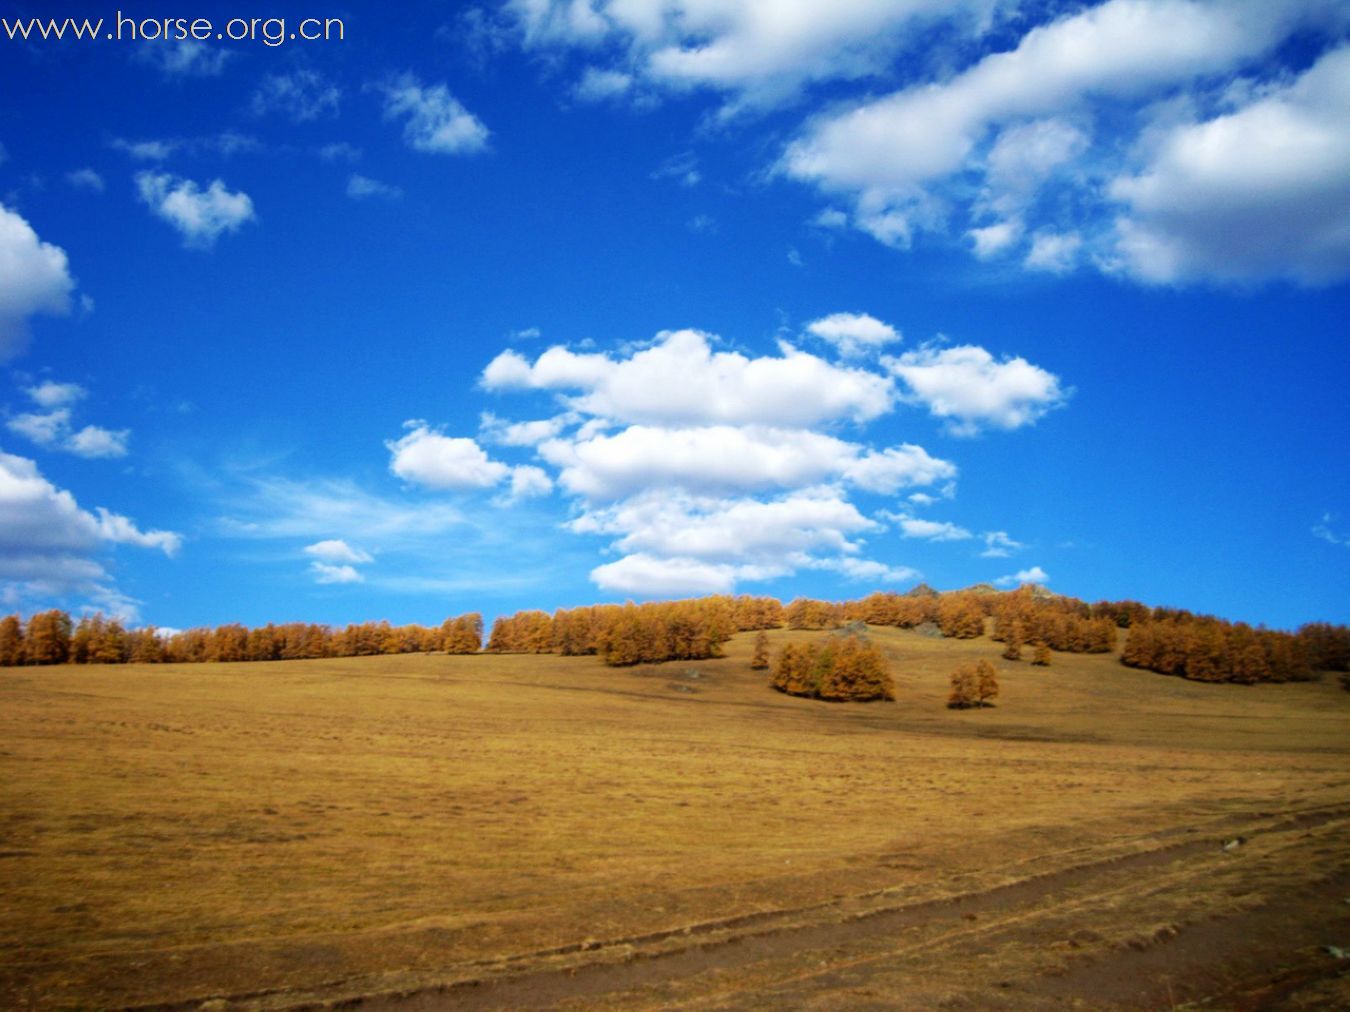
[948,661,998,709]
[750,630,770,670]
[24,610,71,665]
[1031,642,1051,666]
[0,615,23,666]
[1002,619,1024,661]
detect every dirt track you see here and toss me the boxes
[300,805,1350,1010]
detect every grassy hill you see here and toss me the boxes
[2,627,1348,1008]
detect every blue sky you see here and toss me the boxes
[1,0,1347,631]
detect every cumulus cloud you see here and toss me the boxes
[780,0,1349,283]
[65,425,130,459]
[805,312,901,357]
[407,319,1053,596]
[508,465,554,500]
[483,328,894,426]
[8,381,129,458]
[310,561,362,584]
[540,424,953,502]
[590,553,748,596]
[387,422,510,490]
[997,565,1049,587]
[304,539,373,564]
[0,204,76,359]
[571,487,877,563]
[886,344,1067,435]
[136,172,255,248]
[508,0,1004,116]
[0,449,179,616]
[26,380,85,409]
[252,70,340,121]
[381,74,489,155]
[1109,45,1350,285]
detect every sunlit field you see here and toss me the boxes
[3,628,1348,1009]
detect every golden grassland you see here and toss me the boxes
[2,627,1348,1009]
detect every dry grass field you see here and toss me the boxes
[2,627,1348,1009]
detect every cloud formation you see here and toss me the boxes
[136,173,255,247]
[778,0,1350,284]
[886,344,1067,435]
[381,74,489,155]
[0,204,76,359]
[0,449,180,618]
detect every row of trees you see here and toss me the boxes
[770,631,894,702]
[1120,619,1316,684]
[486,595,785,666]
[0,611,483,667]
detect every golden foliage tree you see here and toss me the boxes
[750,630,770,670]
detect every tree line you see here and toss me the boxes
[3,586,1346,684]
[0,610,483,666]
[486,596,785,666]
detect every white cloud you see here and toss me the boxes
[0,449,179,616]
[220,475,466,542]
[1024,230,1082,273]
[136,172,255,248]
[310,561,363,584]
[65,425,129,459]
[781,0,1347,281]
[303,539,373,564]
[980,530,1023,557]
[572,487,877,563]
[968,219,1023,259]
[93,508,181,554]
[540,424,953,502]
[483,328,894,427]
[509,465,554,500]
[590,553,747,596]
[508,0,1004,116]
[347,174,403,200]
[26,381,85,409]
[815,556,921,584]
[842,444,958,494]
[0,203,76,360]
[140,39,230,77]
[480,411,575,446]
[575,67,634,102]
[386,422,510,490]
[886,344,1067,435]
[7,383,129,458]
[1109,45,1350,285]
[805,311,901,357]
[252,70,340,121]
[890,515,973,541]
[7,409,70,447]
[66,168,105,193]
[996,564,1049,587]
[441,317,1061,596]
[381,74,489,155]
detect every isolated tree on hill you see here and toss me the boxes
[947,666,978,709]
[1031,642,1052,666]
[975,660,999,706]
[1002,619,1024,661]
[750,630,770,670]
